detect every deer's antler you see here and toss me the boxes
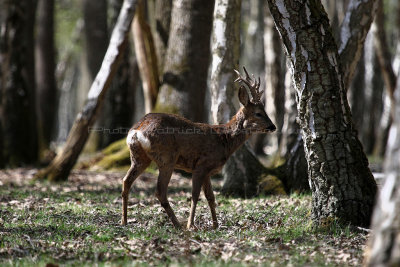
[234,66,262,103]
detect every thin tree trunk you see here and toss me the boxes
[364,67,400,267]
[35,0,56,152]
[339,0,378,90]
[349,48,366,137]
[98,0,138,148]
[372,0,397,156]
[35,0,138,181]
[132,0,159,113]
[243,0,267,155]
[0,0,38,167]
[267,0,377,226]
[362,42,384,154]
[264,8,285,155]
[154,0,172,78]
[155,0,214,122]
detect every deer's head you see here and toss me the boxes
[235,67,276,134]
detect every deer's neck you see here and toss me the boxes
[221,108,249,155]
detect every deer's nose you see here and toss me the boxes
[267,124,276,132]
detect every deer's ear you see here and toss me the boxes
[238,86,250,106]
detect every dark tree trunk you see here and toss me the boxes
[366,53,384,154]
[98,0,138,148]
[35,0,56,152]
[83,0,109,82]
[35,0,138,181]
[280,134,309,193]
[267,0,377,226]
[349,49,366,137]
[364,68,400,267]
[242,0,267,155]
[263,6,285,155]
[154,0,172,78]
[0,0,38,167]
[155,0,214,122]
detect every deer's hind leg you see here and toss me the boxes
[203,176,218,229]
[155,165,181,228]
[121,144,151,226]
[187,170,207,229]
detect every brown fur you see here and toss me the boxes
[121,81,276,229]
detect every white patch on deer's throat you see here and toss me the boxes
[126,130,151,151]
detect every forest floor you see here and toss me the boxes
[0,168,369,266]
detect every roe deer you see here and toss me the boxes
[121,67,276,229]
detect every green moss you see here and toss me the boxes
[259,174,287,195]
[154,86,180,114]
[95,147,130,170]
[101,138,127,155]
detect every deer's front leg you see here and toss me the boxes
[203,176,218,229]
[187,171,205,229]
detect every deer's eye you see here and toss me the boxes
[255,112,263,118]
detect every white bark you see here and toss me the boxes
[365,69,400,266]
[210,0,241,123]
[210,0,266,197]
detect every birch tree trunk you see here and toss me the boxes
[0,0,38,167]
[364,68,400,267]
[267,0,377,226]
[35,0,138,181]
[98,0,137,148]
[210,0,268,197]
[155,0,214,122]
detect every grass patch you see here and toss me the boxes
[0,169,368,266]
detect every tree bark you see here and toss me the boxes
[155,0,214,122]
[132,0,159,113]
[35,0,138,181]
[278,0,378,197]
[35,0,56,152]
[154,0,172,78]
[267,0,377,226]
[0,0,38,167]
[338,0,378,90]
[364,68,400,267]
